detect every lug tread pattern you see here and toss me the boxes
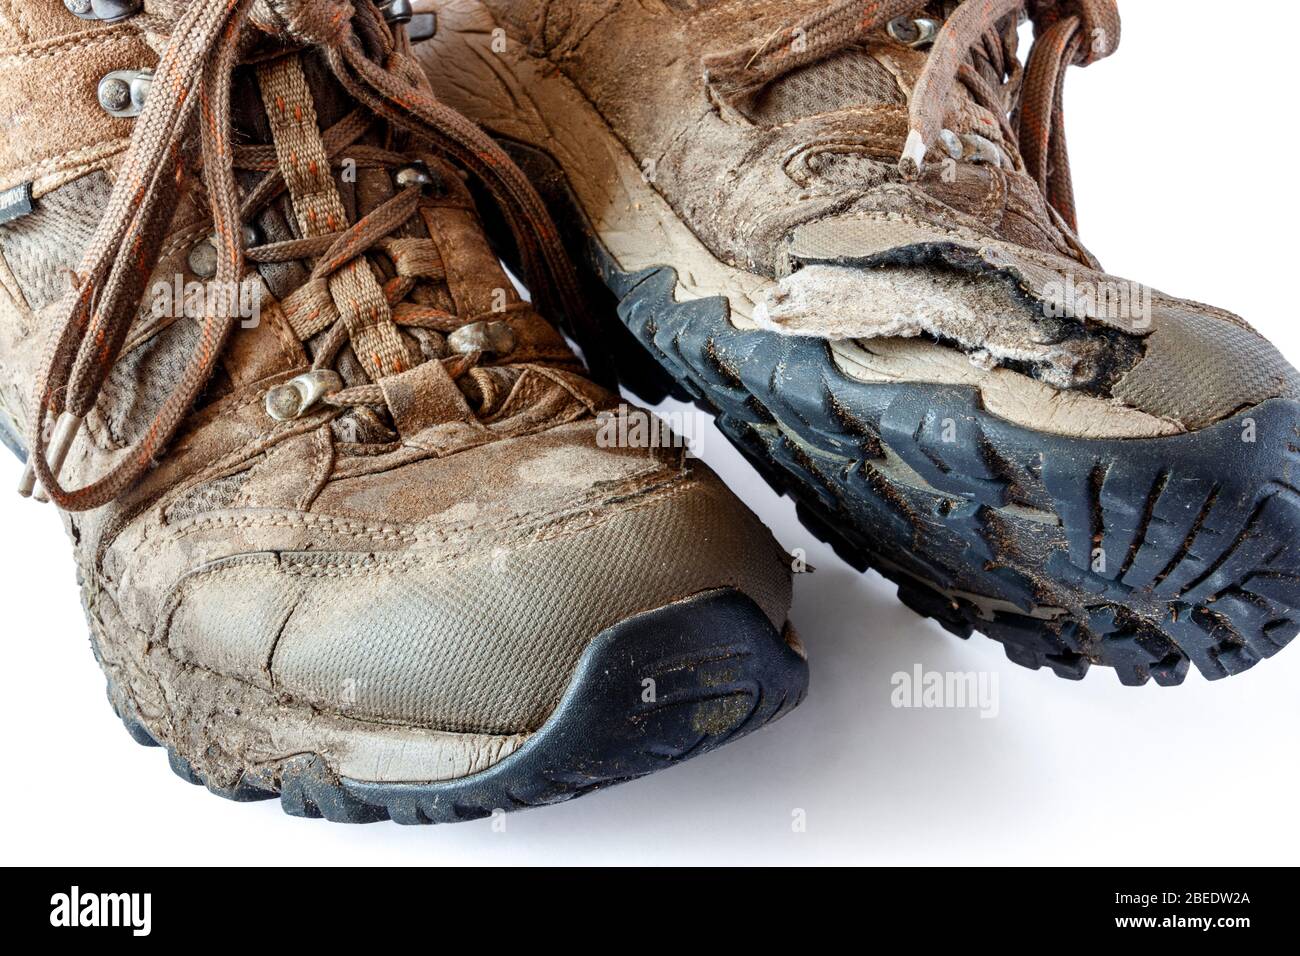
[605,261,1300,685]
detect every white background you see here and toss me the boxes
[2,3,1297,865]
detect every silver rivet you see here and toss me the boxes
[380,0,413,25]
[265,384,304,421]
[97,69,152,118]
[888,17,940,47]
[189,227,258,278]
[188,240,218,279]
[68,0,141,21]
[98,77,131,113]
[395,166,430,188]
[265,370,344,422]
[448,320,516,356]
[394,162,435,190]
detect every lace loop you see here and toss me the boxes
[703,0,1119,233]
[21,0,596,511]
[1028,0,1120,65]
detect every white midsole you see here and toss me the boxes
[415,0,1179,440]
[125,668,531,783]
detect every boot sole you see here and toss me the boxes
[98,587,807,824]
[595,251,1300,685]
[519,152,1300,683]
[410,6,1300,683]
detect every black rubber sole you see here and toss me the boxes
[497,143,1300,686]
[104,589,807,824]
[2,401,806,823]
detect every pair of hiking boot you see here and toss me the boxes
[0,0,1295,824]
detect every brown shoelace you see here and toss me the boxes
[20,0,596,512]
[705,0,1121,231]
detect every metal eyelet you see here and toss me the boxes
[97,69,152,118]
[265,371,344,422]
[447,320,516,357]
[380,0,413,25]
[65,0,141,23]
[407,14,437,42]
[959,133,1008,168]
[379,0,437,41]
[937,128,964,161]
[394,161,446,196]
[188,226,259,279]
[887,17,941,48]
[188,241,218,280]
[394,162,432,189]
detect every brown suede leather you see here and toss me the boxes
[416,0,1300,432]
[459,0,1092,275]
[0,10,154,194]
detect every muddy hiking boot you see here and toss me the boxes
[416,0,1300,685]
[0,0,806,824]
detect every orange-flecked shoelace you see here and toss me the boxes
[20,0,597,512]
[705,0,1121,231]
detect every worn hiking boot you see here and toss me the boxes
[416,0,1300,685]
[0,0,806,823]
